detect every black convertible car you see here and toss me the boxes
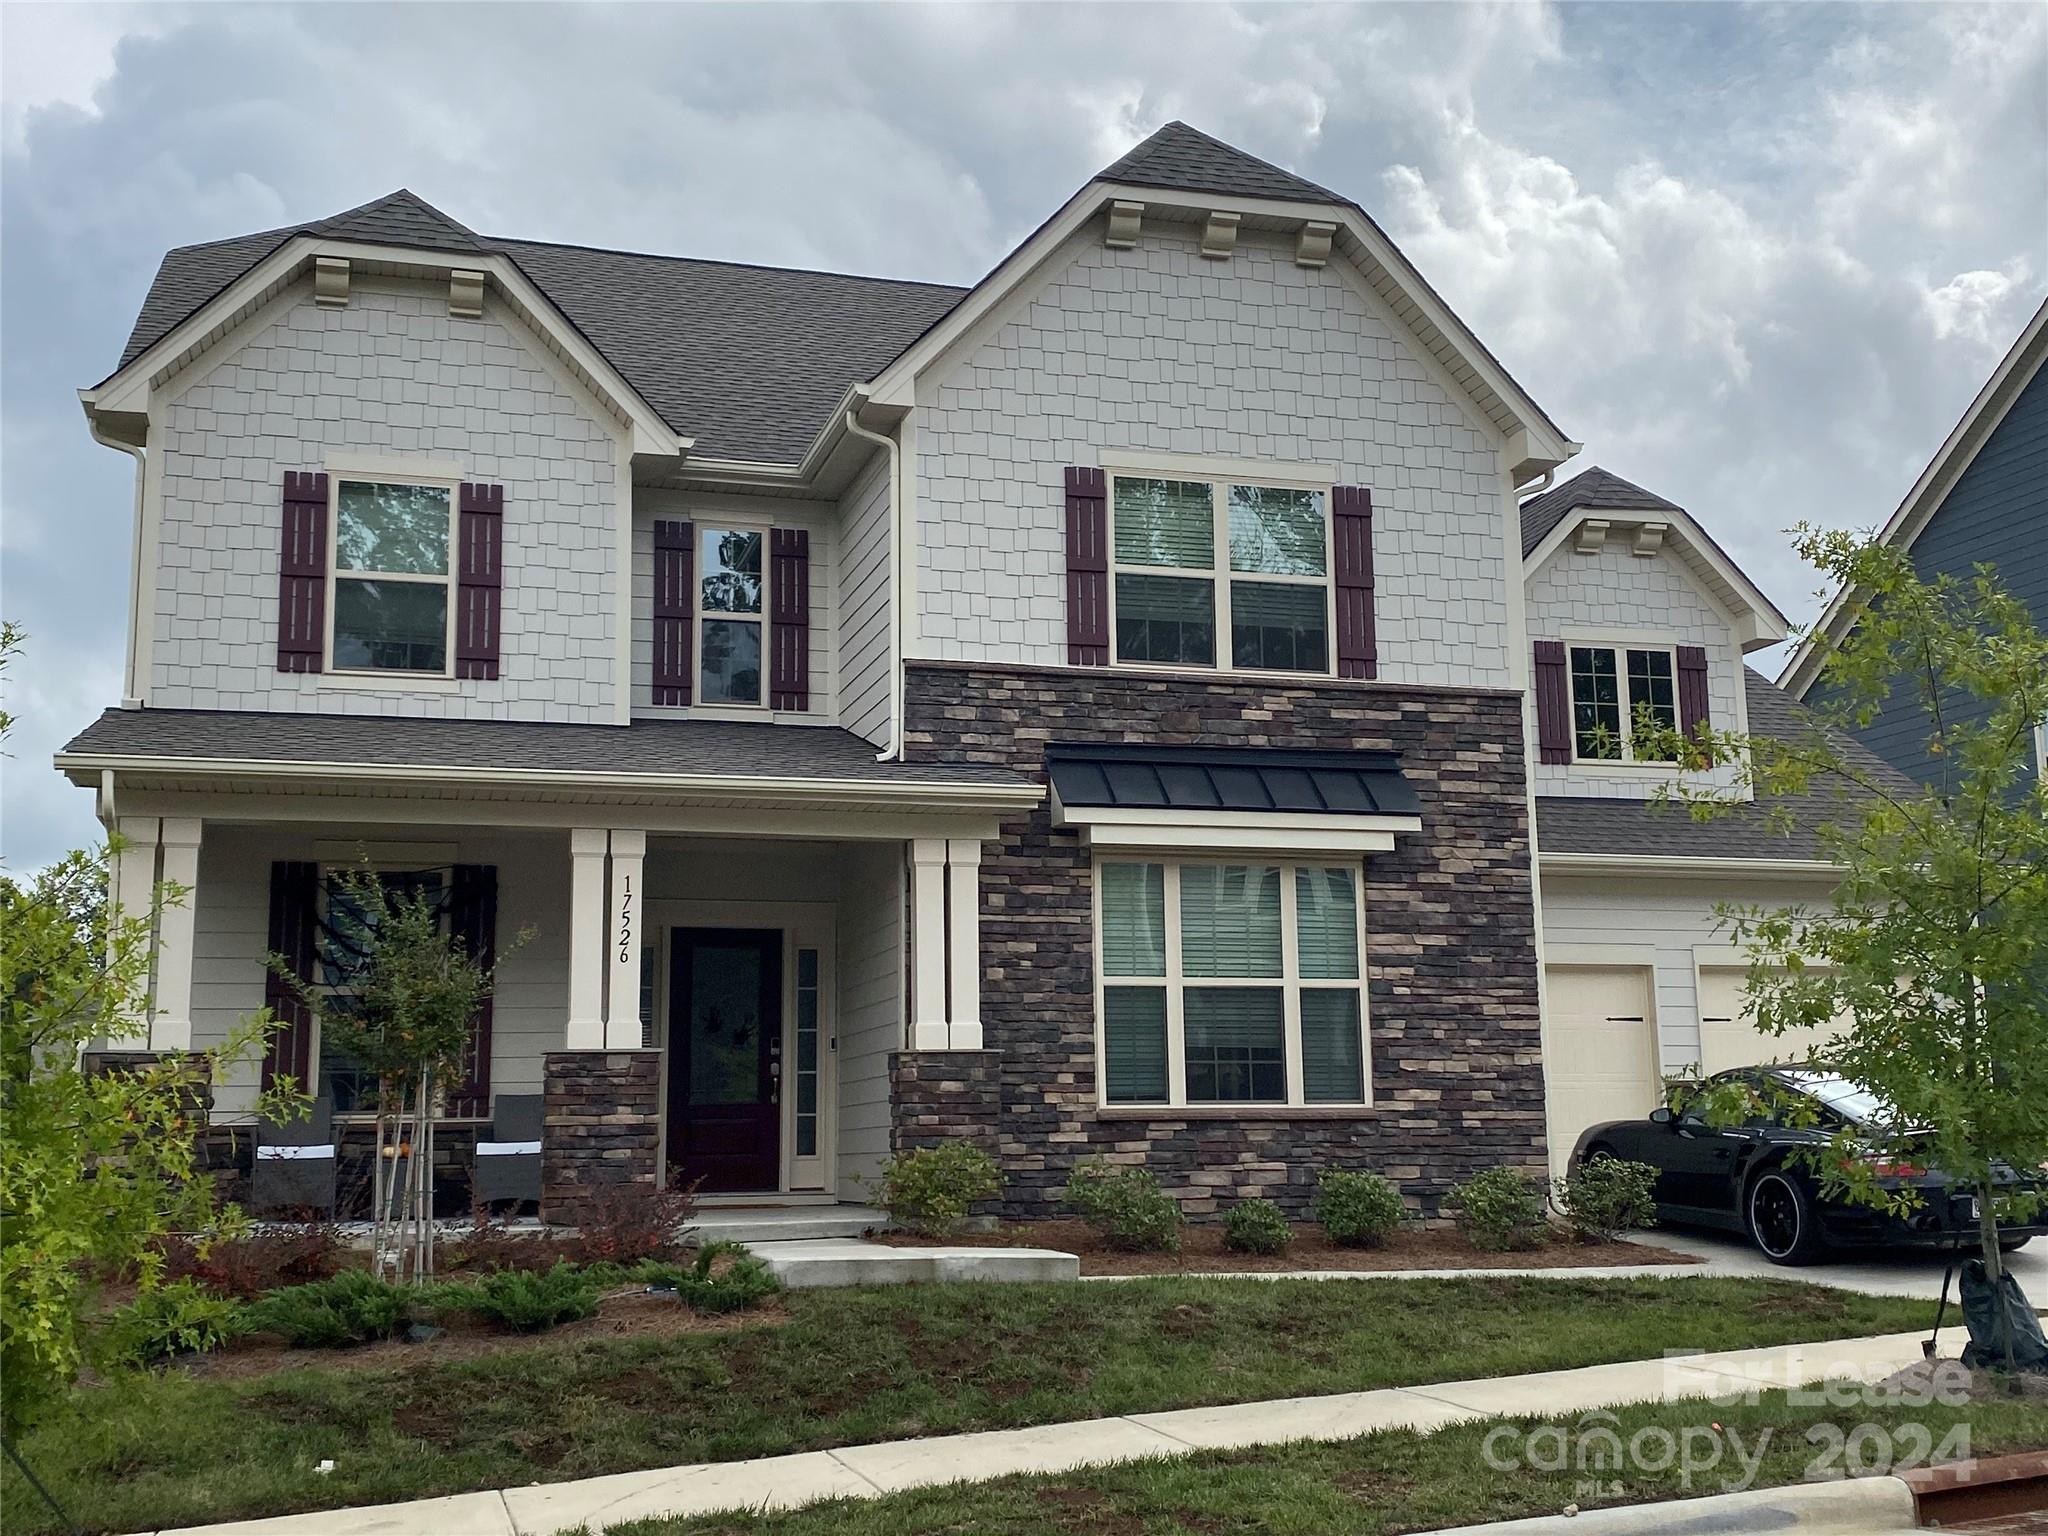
[1572,1067,2048,1265]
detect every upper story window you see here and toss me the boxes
[1097,858,1367,1108]
[1569,644,1677,763]
[330,479,456,674]
[699,527,765,706]
[1109,475,1330,675]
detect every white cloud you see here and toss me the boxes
[1924,265,2034,346]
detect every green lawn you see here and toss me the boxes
[3,1275,1937,1535]
[612,1389,2048,1536]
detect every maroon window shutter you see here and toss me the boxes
[277,472,328,673]
[769,527,811,711]
[262,861,319,1093]
[1533,640,1572,764]
[456,483,504,681]
[1676,645,1711,743]
[652,519,694,706]
[1064,467,1109,665]
[445,864,496,1120]
[1332,486,1377,680]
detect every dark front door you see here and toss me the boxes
[668,927,782,1193]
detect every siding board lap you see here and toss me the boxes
[1063,466,1109,666]
[652,519,694,707]
[277,472,328,673]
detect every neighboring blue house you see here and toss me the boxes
[1781,298,2048,796]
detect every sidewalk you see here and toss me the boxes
[142,1328,1938,1536]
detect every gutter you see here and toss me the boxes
[843,399,906,761]
[82,392,148,707]
[1540,851,1846,877]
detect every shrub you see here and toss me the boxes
[635,1242,782,1313]
[105,1279,245,1365]
[1223,1198,1292,1256]
[566,1175,699,1265]
[1316,1170,1407,1248]
[442,1263,600,1332]
[242,1270,416,1347]
[158,1224,348,1300]
[1062,1160,1183,1253]
[1557,1155,1659,1242]
[1446,1167,1549,1252]
[443,1214,575,1275]
[869,1143,1001,1238]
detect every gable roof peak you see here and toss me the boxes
[307,188,485,251]
[1518,465,1682,557]
[1098,120,1340,205]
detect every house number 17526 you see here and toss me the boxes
[615,873,633,964]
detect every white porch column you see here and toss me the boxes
[149,817,202,1051]
[909,838,950,1049]
[603,829,647,1049]
[107,816,160,1046]
[567,827,608,1049]
[945,837,984,1049]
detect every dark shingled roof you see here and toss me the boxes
[1537,671,1921,861]
[58,708,1035,791]
[1047,742,1420,817]
[1099,120,1340,204]
[1517,467,1683,558]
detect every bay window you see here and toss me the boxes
[1097,859,1368,1108]
[1109,474,1331,674]
[1569,644,1677,762]
[329,479,456,674]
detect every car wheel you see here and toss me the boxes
[1747,1169,1825,1265]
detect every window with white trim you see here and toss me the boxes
[1569,644,1678,762]
[1097,859,1367,1107]
[698,526,766,706]
[1108,474,1331,674]
[330,479,457,674]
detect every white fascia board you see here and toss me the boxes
[1524,505,1790,649]
[1052,798,1422,856]
[1780,297,2048,697]
[1540,852,1844,877]
[89,237,689,462]
[55,750,1045,815]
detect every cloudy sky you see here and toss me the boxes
[2,1,2043,870]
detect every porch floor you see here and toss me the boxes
[684,1203,890,1245]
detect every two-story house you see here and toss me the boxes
[1780,296,2048,794]
[60,123,1886,1224]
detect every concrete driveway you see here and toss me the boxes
[1630,1223,2048,1300]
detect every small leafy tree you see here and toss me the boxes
[273,865,513,1281]
[1641,530,2047,1368]
[0,624,296,1435]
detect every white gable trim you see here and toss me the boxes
[1779,297,2048,697]
[860,181,1577,480]
[87,237,690,461]
[1524,505,1790,651]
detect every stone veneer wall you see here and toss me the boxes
[542,1051,660,1225]
[900,660,1547,1221]
[891,1050,1002,1154]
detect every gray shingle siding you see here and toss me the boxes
[1815,361,2047,796]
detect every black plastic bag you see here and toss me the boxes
[1959,1259,2048,1373]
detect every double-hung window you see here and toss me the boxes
[1569,644,1678,762]
[330,479,457,674]
[698,527,766,706]
[1098,859,1368,1108]
[315,868,448,1113]
[1109,474,1331,674]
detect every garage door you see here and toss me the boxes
[1545,965,1661,1177]
[1696,967,1848,1077]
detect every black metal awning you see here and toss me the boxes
[1045,743,1420,818]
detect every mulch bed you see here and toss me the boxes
[177,1287,783,1381]
[876,1219,1702,1277]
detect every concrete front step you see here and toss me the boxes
[747,1238,1080,1288]
[685,1204,890,1245]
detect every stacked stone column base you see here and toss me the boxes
[541,1050,660,1226]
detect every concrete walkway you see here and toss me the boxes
[147,1328,1940,1536]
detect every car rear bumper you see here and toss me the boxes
[1818,1189,2048,1249]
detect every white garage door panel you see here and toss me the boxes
[1697,968,1848,1077]
[1546,965,1661,1177]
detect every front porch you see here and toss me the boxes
[63,712,1042,1225]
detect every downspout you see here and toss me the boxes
[87,408,149,708]
[844,406,906,761]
